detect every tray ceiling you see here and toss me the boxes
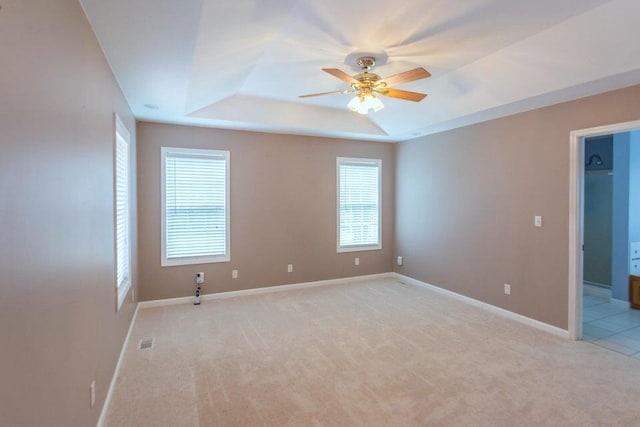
[80,0,640,142]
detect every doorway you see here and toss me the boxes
[569,120,640,357]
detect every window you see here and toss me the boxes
[337,157,381,252]
[161,147,230,266]
[114,114,131,310]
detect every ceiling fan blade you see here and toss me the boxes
[376,88,427,102]
[322,68,359,85]
[298,89,353,98]
[380,68,431,87]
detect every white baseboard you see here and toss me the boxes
[97,304,139,427]
[611,298,630,308]
[583,280,610,288]
[138,273,394,309]
[583,282,612,299]
[393,273,570,339]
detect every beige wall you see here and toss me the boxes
[395,84,640,329]
[0,1,137,426]
[137,122,394,301]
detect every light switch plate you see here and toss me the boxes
[232,270,238,279]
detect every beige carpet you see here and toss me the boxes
[104,277,640,426]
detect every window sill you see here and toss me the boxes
[337,245,382,253]
[161,255,230,267]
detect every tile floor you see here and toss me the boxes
[583,288,640,359]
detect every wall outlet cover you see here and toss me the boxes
[534,216,543,227]
[504,283,511,295]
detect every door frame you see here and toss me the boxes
[568,119,640,340]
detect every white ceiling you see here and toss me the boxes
[80,0,640,142]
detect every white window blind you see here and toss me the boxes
[114,114,131,310]
[161,148,230,266]
[337,157,381,252]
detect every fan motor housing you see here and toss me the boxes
[354,72,381,83]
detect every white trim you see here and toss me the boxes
[114,113,130,142]
[394,273,569,339]
[336,157,382,253]
[161,254,230,267]
[568,119,640,340]
[113,113,132,312]
[583,282,612,299]
[160,147,231,267]
[583,280,611,288]
[138,273,394,309]
[97,304,139,427]
[337,244,382,253]
[611,298,631,308]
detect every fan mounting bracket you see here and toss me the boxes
[356,56,376,71]
[345,51,387,70]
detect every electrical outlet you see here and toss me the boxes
[287,264,293,273]
[232,269,238,279]
[196,272,204,284]
[397,256,403,266]
[354,257,360,266]
[504,283,511,295]
[90,380,96,408]
[534,216,543,227]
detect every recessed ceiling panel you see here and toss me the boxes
[191,94,388,136]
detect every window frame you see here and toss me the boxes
[160,147,231,267]
[336,157,382,253]
[114,113,131,311]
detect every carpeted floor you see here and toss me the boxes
[104,277,640,426]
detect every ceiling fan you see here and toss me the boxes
[299,56,431,114]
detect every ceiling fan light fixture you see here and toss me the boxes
[348,94,384,114]
[300,56,429,113]
[347,97,358,112]
[369,95,384,113]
